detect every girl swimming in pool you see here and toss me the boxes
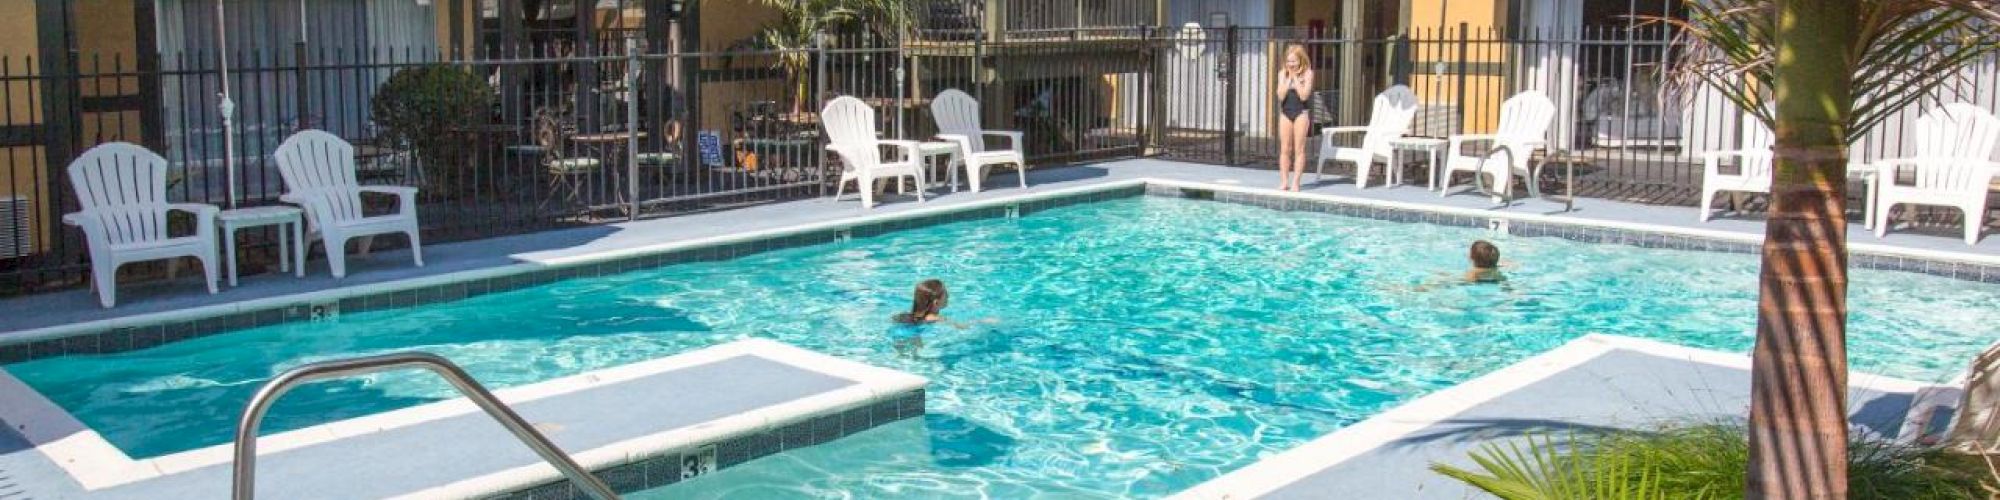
[894,279,950,324]
[891,279,950,356]
[1465,240,1505,283]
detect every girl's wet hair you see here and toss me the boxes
[1470,240,1500,269]
[895,279,949,324]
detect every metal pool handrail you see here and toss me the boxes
[230,352,620,500]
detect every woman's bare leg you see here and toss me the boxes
[1288,117,1312,190]
[1276,116,1296,190]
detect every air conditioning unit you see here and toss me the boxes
[0,195,28,259]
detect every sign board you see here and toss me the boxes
[1177,22,1205,60]
[697,130,725,167]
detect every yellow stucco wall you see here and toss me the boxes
[1406,0,1509,134]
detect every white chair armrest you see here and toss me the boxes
[61,211,109,247]
[1321,126,1369,136]
[877,140,923,162]
[1875,158,1924,177]
[359,186,420,217]
[980,131,1024,153]
[1447,134,1498,159]
[358,186,419,198]
[934,134,976,155]
[169,203,220,239]
[167,203,220,219]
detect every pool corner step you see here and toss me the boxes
[7,339,924,500]
[475,339,928,500]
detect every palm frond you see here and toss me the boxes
[1648,0,2000,141]
[1430,433,1662,500]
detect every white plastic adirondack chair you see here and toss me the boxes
[931,89,1027,193]
[64,143,221,307]
[1316,85,1417,188]
[824,96,926,208]
[274,130,423,278]
[1699,109,1776,221]
[1441,91,1557,199]
[1874,103,2000,245]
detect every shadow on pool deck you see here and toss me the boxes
[1208,339,1937,500]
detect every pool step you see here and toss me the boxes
[0,339,924,500]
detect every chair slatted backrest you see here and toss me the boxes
[1496,91,1557,154]
[822,96,881,167]
[274,129,366,225]
[1358,85,1418,154]
[68,142,173,246]
[931,89,985,153]
[1739,109,1776,179]
[1910,103,2000,192]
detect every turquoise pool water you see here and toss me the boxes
[7,195,1998,496]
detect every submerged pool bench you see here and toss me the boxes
[0,339,925,499]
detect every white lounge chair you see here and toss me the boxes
[824,96,926,208]
[64,143,220,307]
[1699,109,1775,222]
[1440,91,1556,199]
[1873,103,2000,245]
[931,89,1027,193]
[1897,341,2000,448]
[1316,85,1417,188]
[274,129,424,278]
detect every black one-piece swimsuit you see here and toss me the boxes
[1280,87,1307,121]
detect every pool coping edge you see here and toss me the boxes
[1165,333,1938,500]
[8,177,1998,360]
[0,338,927,496]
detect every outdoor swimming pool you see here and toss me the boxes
[6,195,1997,497]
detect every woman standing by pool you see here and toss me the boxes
[1275,44,1315,191]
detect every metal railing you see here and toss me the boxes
[231,352,619,500]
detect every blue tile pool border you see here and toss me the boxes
[487,389,926,500]
[1145,184,2000,282]
[7,181,1998,365]
[0,187,1142,364]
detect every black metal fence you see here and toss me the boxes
[0,29,1159,292]
[4,23,1995,292]
[1152,24,2000,209]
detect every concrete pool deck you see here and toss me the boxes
[0,339,926,499]
[1174,335,1948,499]
[0,160,1983,498]
[3,157,1997,339]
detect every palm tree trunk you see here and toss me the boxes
[1746,0,1857,498]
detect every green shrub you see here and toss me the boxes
[370,65,494,196]
[1432,424,1992,499]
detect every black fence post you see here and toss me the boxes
[814,31,829,198]
[1223,24,1238,166]
[1456,22,1469,136]
[625,41,641,221]
[294,41,309,129]
[1139,24,1154,156]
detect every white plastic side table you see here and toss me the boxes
[217,206,305,287]
[917,141,963,192]
[1388,137,1448,190]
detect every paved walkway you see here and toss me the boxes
[4,158,1993,336]
[1174,335,1942,499]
